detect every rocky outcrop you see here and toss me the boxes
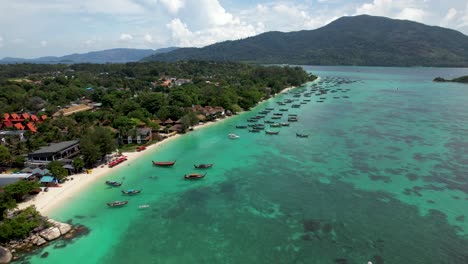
[47,219,72,235]
[0,247,12,264]
[30,235,47,246]
[4,218,77,262]
[39,227,61,241]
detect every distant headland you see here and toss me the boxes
[433,76,468,83]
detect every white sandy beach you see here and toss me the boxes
[17,85,299,216]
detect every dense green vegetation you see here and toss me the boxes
[0,206,47,243]
[433,76,468,83]
[145,15,468,67]
[0,61,314,168]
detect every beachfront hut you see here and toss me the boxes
[40,176,58,187]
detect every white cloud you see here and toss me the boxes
[160,0,184,14]
[119,33,133,42]
[166,19,193,46]
[460,2,468,27]
[79,0,145,15]
[396,7,426,22]
[144,33,153,44]
[355,0,394,17]
[40,40,48,47]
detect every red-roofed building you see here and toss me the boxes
[1,113,45,133]
[26,123,37,133]
[14,123,25,130]
[10,113,20,120]
[3,121,13,127]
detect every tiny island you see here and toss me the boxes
[433,76,468,83]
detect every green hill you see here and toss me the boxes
[144,15,468,67]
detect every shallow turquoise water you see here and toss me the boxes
[22,66,468,264]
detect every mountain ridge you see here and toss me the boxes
[0,47,178,64]
[143,15,468,67]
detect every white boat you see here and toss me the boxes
[228,133,240,139]
[139,204,149,209]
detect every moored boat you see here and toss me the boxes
[121,189,142,195]
[296,133,309,138]
[184,173,207,179]
[107,201,128,207]
[194,163,214,169]
[228,134,240,139]
[270,123,282,127]
[236,125,247,129]
[265,130,280,135]
[152,160,176,167]
[105,180,122,187]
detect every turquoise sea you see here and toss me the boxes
[22,66,468,264]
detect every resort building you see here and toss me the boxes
[0,173,32,188]
[119,128,152,145]
[26,140,80,167]
[190,105,225,118]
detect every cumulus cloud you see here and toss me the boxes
[144,33,153,44]
[164,0,262,47]
[241,2,341,32]
[355,0,428,23]
[396,7,426,22]
[119,33,133,42]
[166,17,258,47]
[160,0,184,14]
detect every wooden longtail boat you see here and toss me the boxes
[152,160,176,167]
[194,164,214,169]
[265,130,280,135]
[184,173,207,179]
[296,133,309,138]
[121,189,142,195]
[107,201,128,207]
[105,180,122,187]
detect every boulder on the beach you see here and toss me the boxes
[0,246,12,264]
[30,235,47,246]
[39,227,61,241]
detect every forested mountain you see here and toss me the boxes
[0,47,178,64]
[144,15,468,67]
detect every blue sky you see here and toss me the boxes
[0,0,467,58]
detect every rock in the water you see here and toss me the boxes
[40,252,49,258]
[30,235,47,246]
[0,246,12,264]
[48,219,72,235]
[39,227,61,241]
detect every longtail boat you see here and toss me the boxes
[105,180,122,187]
[121,189,142,195]
[152,160,176,167]
[107,201,128,207]
[194,164,213,169]
[184,173,206,179]
[265,130,280,135]
[296,133,309,138]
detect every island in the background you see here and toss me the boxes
[433,76,468,83]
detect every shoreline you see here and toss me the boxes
[17,84,302,217]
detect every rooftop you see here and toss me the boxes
[29,140,80,155]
